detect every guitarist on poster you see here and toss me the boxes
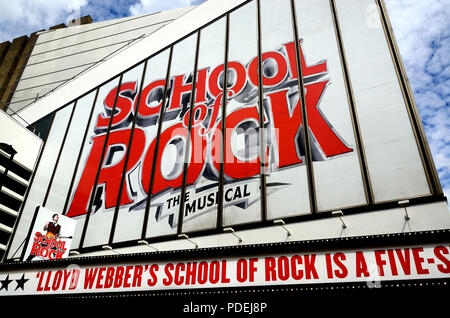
[44,214,61,239]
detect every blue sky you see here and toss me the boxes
[0,0,448,199]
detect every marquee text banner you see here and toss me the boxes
[0,243,449,296]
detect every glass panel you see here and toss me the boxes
[45,91,97,213]
[113,51,170,244]
[222,0,262,227]
[27,113,54,141]
[145,34,199,238]
[7,105,73,259]
[181,17,226,233]
[82,64,145,248]
[334,0,430,201]
[65,77,120,250]
[260,0,311,219]
[294,0,366,211]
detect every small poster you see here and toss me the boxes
[23,206,77,261]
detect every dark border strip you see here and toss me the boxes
[329,0,374,205]
[289,0,317,213]
[141,47,174,240]
[217,13,231,230]
[108,61,148,245]
[79,75,124,249]
[376,0,442,196]
[256,0,268,222]
[1,278,448,304]
[42,101,77,206]
[178,31,202,234]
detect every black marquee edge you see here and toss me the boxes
[1,229,450,307]
[3,279,450,310]
[1,228,450,270]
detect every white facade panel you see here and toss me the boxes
[335,0,430,202]
[44,92,97,213]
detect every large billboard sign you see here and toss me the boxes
[5,0,440,259]
[66,40,351,234]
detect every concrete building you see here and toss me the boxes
[0,0,448,305]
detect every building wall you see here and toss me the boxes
[2,0,447,262]
[0,111,43,260]
[6,7,195,116]
[0,17,94,114]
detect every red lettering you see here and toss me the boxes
[198,262,208,284]
[277,256,290,281]
[168,69,208,112]
[325,254,333,279]
[163,264,174,286]
[44,271,52,291]
[304,255,318,279]
[265,257,276,281]
[133,265,143,287]
[209,62,247,97]
[387,249,399,276]
[221,260,230,283]
[51,271,62,291]
[291,255,303,280]
[236,259,248,283]
[374,250,387,276]
[412,248,429,275]
[30,242,41,257]
[186,262,197,285]
[333,253,347,279]
[84,268,98,289]
[69,270,80,290]
[104,267,115,288]
[95,82,137,132]
[219,106,261,179]
[267,81,352,168]
[248,51,288,87]
[123,266,133,288]
[114,266,124,288]
[283,41,327,80]
[248,258,258,282]
[66,128,145,217]
[209,261,220,284]
[174,263,185,285]
[96,267,106,289]
[147,264,159,287]
[434,246,450,273]
[142,124,206,195]
[36,272,44,292]
[62,270,71,290]
[396,248,411,275]
[355,251,369,277]
[137,80,166,123]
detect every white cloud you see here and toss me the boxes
[0,0,87,42]
[385,0,450,200]
[129,0,195,16]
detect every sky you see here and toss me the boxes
[0,0,448,199]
